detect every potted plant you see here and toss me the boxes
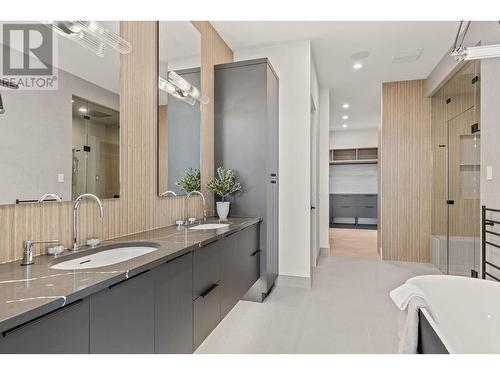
[207,167,242,219]
[176,168,201,194]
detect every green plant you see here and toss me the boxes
[207,167,242,201]
[176,168,201,194]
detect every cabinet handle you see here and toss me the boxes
[109,269,150,289]
[200,282,220,298]
[270,173,277,177]
[251,249,262,257]
[365,206,374,208]
[2,299,83,337]
[340,205,350,208]
[270,180,277,184]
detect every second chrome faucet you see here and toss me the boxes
[186,190,207,223]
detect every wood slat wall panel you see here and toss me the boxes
[380,79,432,262]
[192,21,234,215]
[0,21,207,264]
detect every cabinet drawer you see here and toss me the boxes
[357,194,377,208]
[357,205,377,219]
[332,205,356,218]
[193,240,222,299]
[332,194,356,207]
[193,282,221,349]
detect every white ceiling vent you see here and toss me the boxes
[392,48,424,64]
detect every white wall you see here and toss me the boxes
[319,88,331,250]
[234,40,312,280]
[329,128,378,149]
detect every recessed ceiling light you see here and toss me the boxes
[353,62,363,70]
[342,103,349,109]
[79,107,87,113]
[342,115,348,120]
[342,124,348,128]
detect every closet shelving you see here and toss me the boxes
[329,147,378,164]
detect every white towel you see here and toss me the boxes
[390,283,428,354]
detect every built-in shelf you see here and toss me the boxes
[329,147,378,164]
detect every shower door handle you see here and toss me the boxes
[446,200,455,205]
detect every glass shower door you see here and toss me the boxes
[447,107,480,276]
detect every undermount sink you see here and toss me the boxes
[50,243,159,270]
[190,223,230,230]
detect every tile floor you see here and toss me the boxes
[196,255,441,354]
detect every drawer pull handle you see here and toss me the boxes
[340,205,350,208]
[251,249,262,257]
[200,283,220,298]
[365,206,374,208]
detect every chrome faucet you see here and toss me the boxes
[72,193,104,251]
[22,239,59,266]
[186,190,207,222]
[159,190,177,197]
[38,193,62,203]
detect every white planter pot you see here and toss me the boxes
[216,201,230,219]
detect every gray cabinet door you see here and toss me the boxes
[90,270,155,353]
[193,240,222,299]
[266,64,279,177]
[220,225,260,318]
[154,253,193,354]
[193,240,222,349]
[0,298,90,354]
[193,281,221,350]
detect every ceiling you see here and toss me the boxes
[211,21,459,131]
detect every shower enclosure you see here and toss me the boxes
[431,61,481,276]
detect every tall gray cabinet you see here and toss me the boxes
[214,58,279,302]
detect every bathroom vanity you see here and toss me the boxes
[0,218,261,354]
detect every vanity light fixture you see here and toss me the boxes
[158,72,209,106]
[342,103,350,109]
[168,71,209,105]
[50,21,132,57]
[342,115,348,120]
[342,124,348,128]
[353,62,363,70]
[158,76,196,106]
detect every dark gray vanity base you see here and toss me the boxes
[0,217,261,354]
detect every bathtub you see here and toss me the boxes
[396,275,500,354]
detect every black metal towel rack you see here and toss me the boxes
[481,205,500,281]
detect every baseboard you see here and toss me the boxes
[319,247,329,257]
[276,275,312,289]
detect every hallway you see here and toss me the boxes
[330,228,379,259]
[196,256,440,353]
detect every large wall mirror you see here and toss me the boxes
[157,21,203,197]
[0,21,122,205]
